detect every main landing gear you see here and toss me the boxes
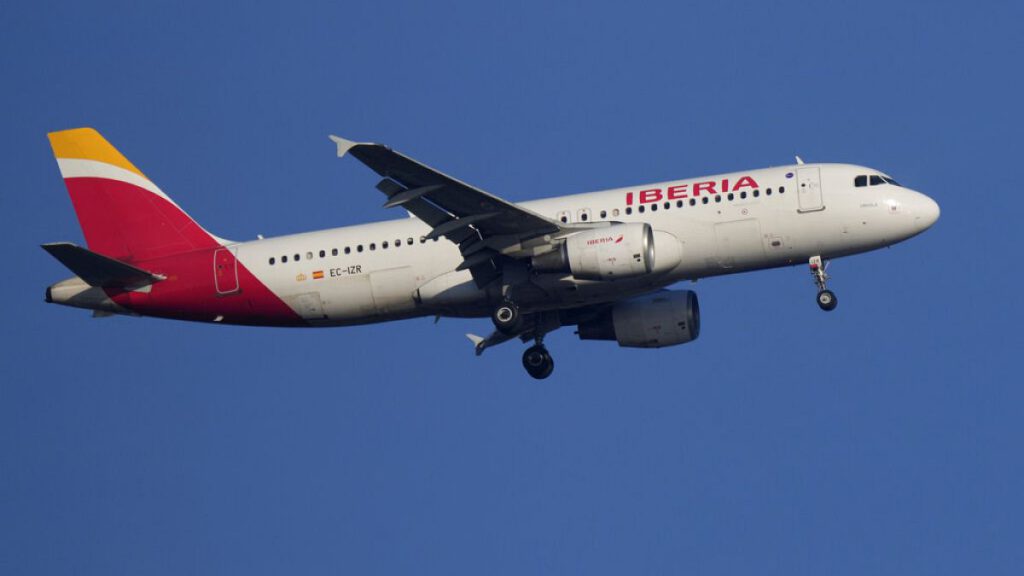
[522,339,554,380]
[487,298,556,379]
[491,299,524,334]
[809,255,838,311]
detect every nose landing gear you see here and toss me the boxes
[809,255,837,311]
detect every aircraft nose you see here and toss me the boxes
[914,192,940,231]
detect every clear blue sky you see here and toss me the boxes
[2,1,1022,574]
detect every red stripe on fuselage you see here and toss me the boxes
[62,176,302,325]
[108,248,304,326]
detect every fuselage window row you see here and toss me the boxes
[268,236,442,265]
[267,185,788,265]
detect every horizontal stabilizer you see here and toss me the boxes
[42,242,164,289]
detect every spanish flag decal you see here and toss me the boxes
[312,270,324,280]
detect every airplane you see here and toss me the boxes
[43,128,940,379]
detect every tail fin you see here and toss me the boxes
[48,128,222,262]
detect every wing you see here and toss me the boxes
[330,136,601,286]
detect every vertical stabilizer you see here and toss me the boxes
[48,128,222,262]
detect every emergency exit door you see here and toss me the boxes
[214,247,240,295]
[796,167,825,213]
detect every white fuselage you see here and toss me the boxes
[230,163,939,325]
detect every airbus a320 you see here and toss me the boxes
[43,128,940,379]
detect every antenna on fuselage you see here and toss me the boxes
[795,155,805,165]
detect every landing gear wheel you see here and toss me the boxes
[809,255,837,312]
[522,345,554,380]
[817,289,838,311]
[492,300,523,334]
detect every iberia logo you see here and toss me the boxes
[587,234,626,246]
[312,270,324,280]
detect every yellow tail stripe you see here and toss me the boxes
[48,128,147,180]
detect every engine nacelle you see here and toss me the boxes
[533,223,654,281]
[577,290,700,348]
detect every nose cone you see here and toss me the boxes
[914,193,940,231]
[900,189,939,235]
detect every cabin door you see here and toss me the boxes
[213,247,240,295]
[796,167,825,212]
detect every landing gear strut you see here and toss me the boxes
[809,255,837,311]
[522,339,554,380]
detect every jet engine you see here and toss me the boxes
[577,290,700,348]
[532,223,655,280]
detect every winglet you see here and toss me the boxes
[329,135,360,158]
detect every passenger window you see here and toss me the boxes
[639,205,645,213]
[580,212,588,221]
[269,257,275,265]
[600,210,607,219]
[407,238,414,245]
[332,248,338,256]
[753,190,760,198]
[382,241,389,249]
[612,208,620,217]
[689,199,696,206]
[344,247,351,255]
[319,250,325,258]
[702,197,709,204]
[740,191,747,199]
[369,243,376,251]
[650,204,657,212]
[870,175,885,185]
[715,195,722,203]
[664,202,670,210]
[625,207,632,215]
[395,239,401,247]
[727,193,734,201]
[357,245,363,253]
[282,255,288,263]
[779,186,785,194]
[676,200,683,208]
[766,188,772,194]
[294,254,300,261]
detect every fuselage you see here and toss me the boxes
[59,162,937,326]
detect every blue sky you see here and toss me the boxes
[2,1,1022,574]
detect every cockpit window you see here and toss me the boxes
[856,174,903,187]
